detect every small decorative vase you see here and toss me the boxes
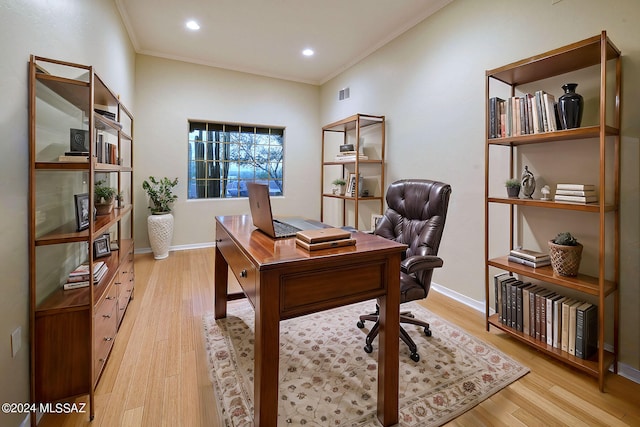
[548,240,583,276]
[147,213,174,260]
[557,83,583,130]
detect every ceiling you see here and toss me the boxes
[115,0,453,85]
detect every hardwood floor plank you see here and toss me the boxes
[36,248,639,427]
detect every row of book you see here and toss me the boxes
[554,183,598,204]
[494,272,597,360]
[96,134,119,165]
[488,91,562,139]
[63,261,108,290]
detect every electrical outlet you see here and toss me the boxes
[11,327,21,357]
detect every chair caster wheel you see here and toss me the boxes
[357,320,365,328]
[364,344,373,353]
[410,352,420,362]
[424,328,432,337]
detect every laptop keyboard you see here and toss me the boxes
[273,220,302,237]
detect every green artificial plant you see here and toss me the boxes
[142,176,179,214]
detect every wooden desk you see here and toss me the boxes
[214,215,406,426]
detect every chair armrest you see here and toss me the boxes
[401,255,443,274]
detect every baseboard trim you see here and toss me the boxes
[135,242,216,255]
[430,281,640,385]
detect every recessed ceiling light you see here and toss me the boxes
[302,48,314,57]
[186,20,200,31]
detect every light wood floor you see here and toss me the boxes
[39,248,640,426]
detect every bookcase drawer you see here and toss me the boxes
[94,285,117,381]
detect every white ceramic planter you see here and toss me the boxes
[147,213,174,260]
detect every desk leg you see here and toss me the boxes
[377,254,400,426]
[214,245,228,319]
[254,271,280,427]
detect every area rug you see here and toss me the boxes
[202,299,528,426]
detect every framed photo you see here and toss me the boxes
[74,193,90,231]
[69,128,89,152]
[94,233,111,258]
[346,173,357,197]
[371,214,384,232]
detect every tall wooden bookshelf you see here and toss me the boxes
[321,114,385,230]
[484,32,620,390]
[28,56,135,421]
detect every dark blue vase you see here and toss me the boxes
[557,83,583,130]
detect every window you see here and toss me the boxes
[188,121,284,199]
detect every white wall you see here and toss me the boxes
[133,55,320,248]
[320,0,640,371]
[0,0,135,425]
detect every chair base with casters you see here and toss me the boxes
[357,305,432,362]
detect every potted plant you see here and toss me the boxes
[332,178,347,196]
[94,180,117,215]
[142,176,178,259]
[505,179,521,198]
[548,232,583,276]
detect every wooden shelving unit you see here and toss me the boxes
[484,32,621,391]
[320,114,385,230]
[29,56,135,422]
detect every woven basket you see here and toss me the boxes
[548,240,583,276]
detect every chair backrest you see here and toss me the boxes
[375,179,451,285]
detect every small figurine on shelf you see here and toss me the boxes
[540,185,551,201]
[521,166,536,199]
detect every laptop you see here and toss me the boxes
[247,183,322,238]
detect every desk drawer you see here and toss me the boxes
[216,223,256,305]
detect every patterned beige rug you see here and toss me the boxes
[202,299,528,426]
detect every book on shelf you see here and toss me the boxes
[63,281,90,290]
[555,189,597,197]
[521,284,536,336]
[334,152,368,162]
[561,298,576,352]
[567,300,583,356]
[509,248,550,262]
[552,296,569,349]
[68,261,105,277]
[575,303,598,360]
[556,183,595,191]
[58,155,90,162]
[493,272,510,321]
[546,294,564,346]
[94,108,116,121]
[507,255,551,268]
[554,194,598,203]
[64,151,89,156]
[535,289,554,341]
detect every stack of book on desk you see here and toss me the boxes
[507,248,550,268]
[295,228,355,251]
[63,261,108,290]
[554,184,598,203]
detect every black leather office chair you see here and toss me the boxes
[357,179,451,362]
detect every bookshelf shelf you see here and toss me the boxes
[484,32,620,391]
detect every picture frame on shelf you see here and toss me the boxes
[69,128,89,152]
[371,214,384,232]
[94,233,111,258]
[346,173,357,197]
[74,193,90,231]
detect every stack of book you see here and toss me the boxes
[334,151,368,162]
[494,273,597,359]
[507,248,550,268]
[63,261,108,290]
[295,228,355,251]
[554,184,598,203]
